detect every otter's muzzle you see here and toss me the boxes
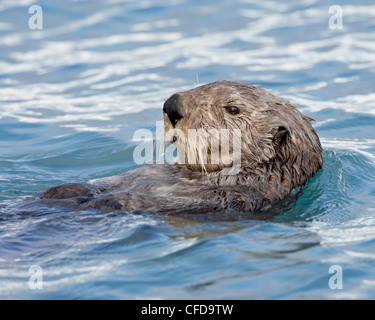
[163,93,183,127]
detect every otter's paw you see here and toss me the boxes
[85,196,125,210]
[42,182,95,200]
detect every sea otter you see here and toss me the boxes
[25,81,323,215]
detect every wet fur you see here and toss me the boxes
[25,81,323,214]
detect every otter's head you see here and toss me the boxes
[163,81,322,188]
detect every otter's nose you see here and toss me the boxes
[163,94,183,127]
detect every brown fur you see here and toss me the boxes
[32,81,322,214]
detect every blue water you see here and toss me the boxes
[1,0,375,299]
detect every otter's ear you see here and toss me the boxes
[272,126,289,148]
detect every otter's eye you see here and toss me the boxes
[225,106,240,115]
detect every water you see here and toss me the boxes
[1,0,375,299]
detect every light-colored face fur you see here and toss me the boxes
[163,81,323,184]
